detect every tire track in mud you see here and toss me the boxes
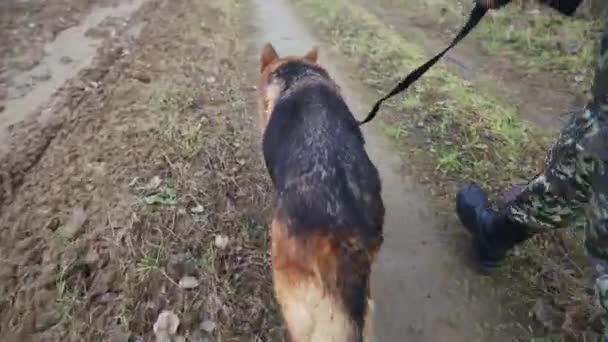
[0,46,118,210]
[0,1,160,339]
[0,1,149,210]
[251,0,512,340]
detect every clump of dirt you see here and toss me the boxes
[0,0,281,340]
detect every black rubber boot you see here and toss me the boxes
[456,184,531,271]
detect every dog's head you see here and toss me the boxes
[257,42,319,131]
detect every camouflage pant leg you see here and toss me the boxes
[587,182,608,340]
[509,4,608,236]
[586,13,608,341]
[504,5,608,339]
[584,15,608,335]
[586,188,608,261]
[506,108,597,233]
[504,105,608,338]
[506,0,608,236]
[597,274,608,341]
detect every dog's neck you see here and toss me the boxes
[272,62,341,104]
[272,61,333,92]
[261,62,340,128]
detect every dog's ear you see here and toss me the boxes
[261,43,279,73]
[303,46,318,63]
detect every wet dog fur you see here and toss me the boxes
[257,43,384,342]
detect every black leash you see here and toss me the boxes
[358,3,488,126]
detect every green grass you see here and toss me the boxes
[476,4,600,81]
[295,0,549,194]
[293,0,596,339]
[390,0,601,89]
[157,84,206,160]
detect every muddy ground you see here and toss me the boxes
[0,0,602,341]
[1,0,279,340]
[0,0,115,103]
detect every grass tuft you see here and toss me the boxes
[388,0,602,91]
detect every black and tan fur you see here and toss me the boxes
[257,43,385,342]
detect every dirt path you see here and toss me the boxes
[353,0,585,131]
[252,0,512,340]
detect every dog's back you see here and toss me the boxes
[263,62,383,242]
[258,44,384,342]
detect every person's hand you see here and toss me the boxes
[539,0,582,16]
[478,0,582,15]
[476,0,511,10]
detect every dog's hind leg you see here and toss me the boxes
[271,217,358,342]
[362,298,377,342]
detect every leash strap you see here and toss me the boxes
[358,3,488,125]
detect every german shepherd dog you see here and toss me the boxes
[257,42,385,342]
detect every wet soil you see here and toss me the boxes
[0,0,280,340]
[0,0,114,108]
[0,0,147,152]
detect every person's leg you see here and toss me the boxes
[582,16,608,339]
[507,108,596,229]
[457,108,596,270]
[584,184,608,340]
[458,7,608,266]
[459,4,608,338]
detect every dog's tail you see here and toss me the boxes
[271,216,378,342]
[333,237,374,341]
